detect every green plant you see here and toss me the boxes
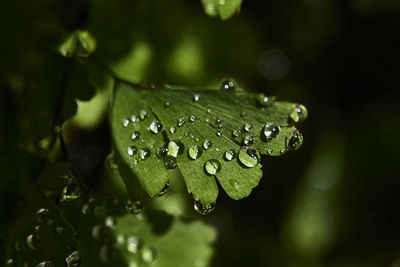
[0,1,308,266]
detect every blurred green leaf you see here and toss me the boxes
[201,0,243,20]
[110,82,307,210]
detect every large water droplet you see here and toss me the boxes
[130,132,140,141]
[204,159,221,175]
[66,250,81,267]
[122,118,130,128]
[188,145,202,160]
[289,104,308,123]
[139,110,148,120]
[202,140,211,150]
[257,93,276,107]
[127,146,137,157]
[286,130,303,150]
[126,236,141,254]
[26,234,39,250]
[177,118,185,127]
[36,261,54,267]
[138,148,150,160]
[193,94,200,102]
[61,182,83,202]
[263,123,280,141]
[167,141,181,157]
[126,200,143,214]
[149,120,163,134]
[169,127,176,134]
[224,150,236,161]
[220,79,236,91]
[141,247,156,263]
[164,155,177,169]
[238,147,260,168]
[36,208,49,223]
[194,200,216,215]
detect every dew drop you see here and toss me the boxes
[188,145,202,160]
[138,148,151,160]
[243,135,254,145]
[244,123,253,132]
[66,250,81,267]
[36,208,50,223]
[141,247,156,263]
[238,147,260,168]
[130,132,140,141]
[194,200,216,215]
[149,120,163,134]
[184,131,190,137]
[177,118,185,127]
[127,146,137,157]
[122,118,130,128]
[26,234,39,250]
[139,110,148,120]
[263,123,280,141]
[224,150,236,161]
[126,236,141,254]
[165,101,171,107]
[202,140,211,150]
[286,130,303,150]
[126,200,143,214]
[189,115,196,122]
[163,155,177,169]
[204,159,221,175]
[156,146,168,158]
[81,204,90,215]
[257,93,276,107]
[167,141,181,157]
[220,79,236,91]
[232,129,242,137]
[193,94,200,102]
[289,104,308,123]
[267,148,273,154]
[61,182,83,202]
[216,130,222,137]
[105,216,115,228]
[36,261,54,267]
[157,181,170,197]
[131,115,138,123]
[169,127,176,134]
[56,227,64,234]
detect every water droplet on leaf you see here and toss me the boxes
[177,118,185,127]
[169,127,176,134]
[232,129,242,137]
[122,118,130,128]
[139,110,148,120]
[164,155,177,169]
[224,150,236,161]
[286,130,303,150]
[220,79,236,91]
[138,148,150,160]
[238,147,260,168]
[66,250,81,267]
[149,120,163,134]
[36,208,49,223]
[216,130,222,137]
[202,140,211,150]
[26,234,39,250]
[193,94,200,102]
[61,182,83,201]
[289,104,308,123]
[257,94,276,107]
[141,247,156,263]
[126,236,141,254]
[188,145,202,160]
[243,135,254,145]
[36,261,54,267]
[105,216,115,228]
[263,123,280,141]
[244,123,253,132]
[204,159,221,175]
[131,115,138,123]
[127,146,137,157]
[126,200,143,214]
[167,141,181,157]
[194,200,216,215]
[189,115,196,122]
[157,181,170,197]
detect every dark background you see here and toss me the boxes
[1,0,400,266]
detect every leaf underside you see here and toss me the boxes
[111,83,306,205]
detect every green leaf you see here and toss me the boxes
[201,0,243,20]
[114,211,216,267]
[111,82,307,210]
[4,186,81,266]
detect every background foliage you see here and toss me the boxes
[1,0,400,266]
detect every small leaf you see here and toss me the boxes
[111,82,307,208]
[201,0,242,20]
